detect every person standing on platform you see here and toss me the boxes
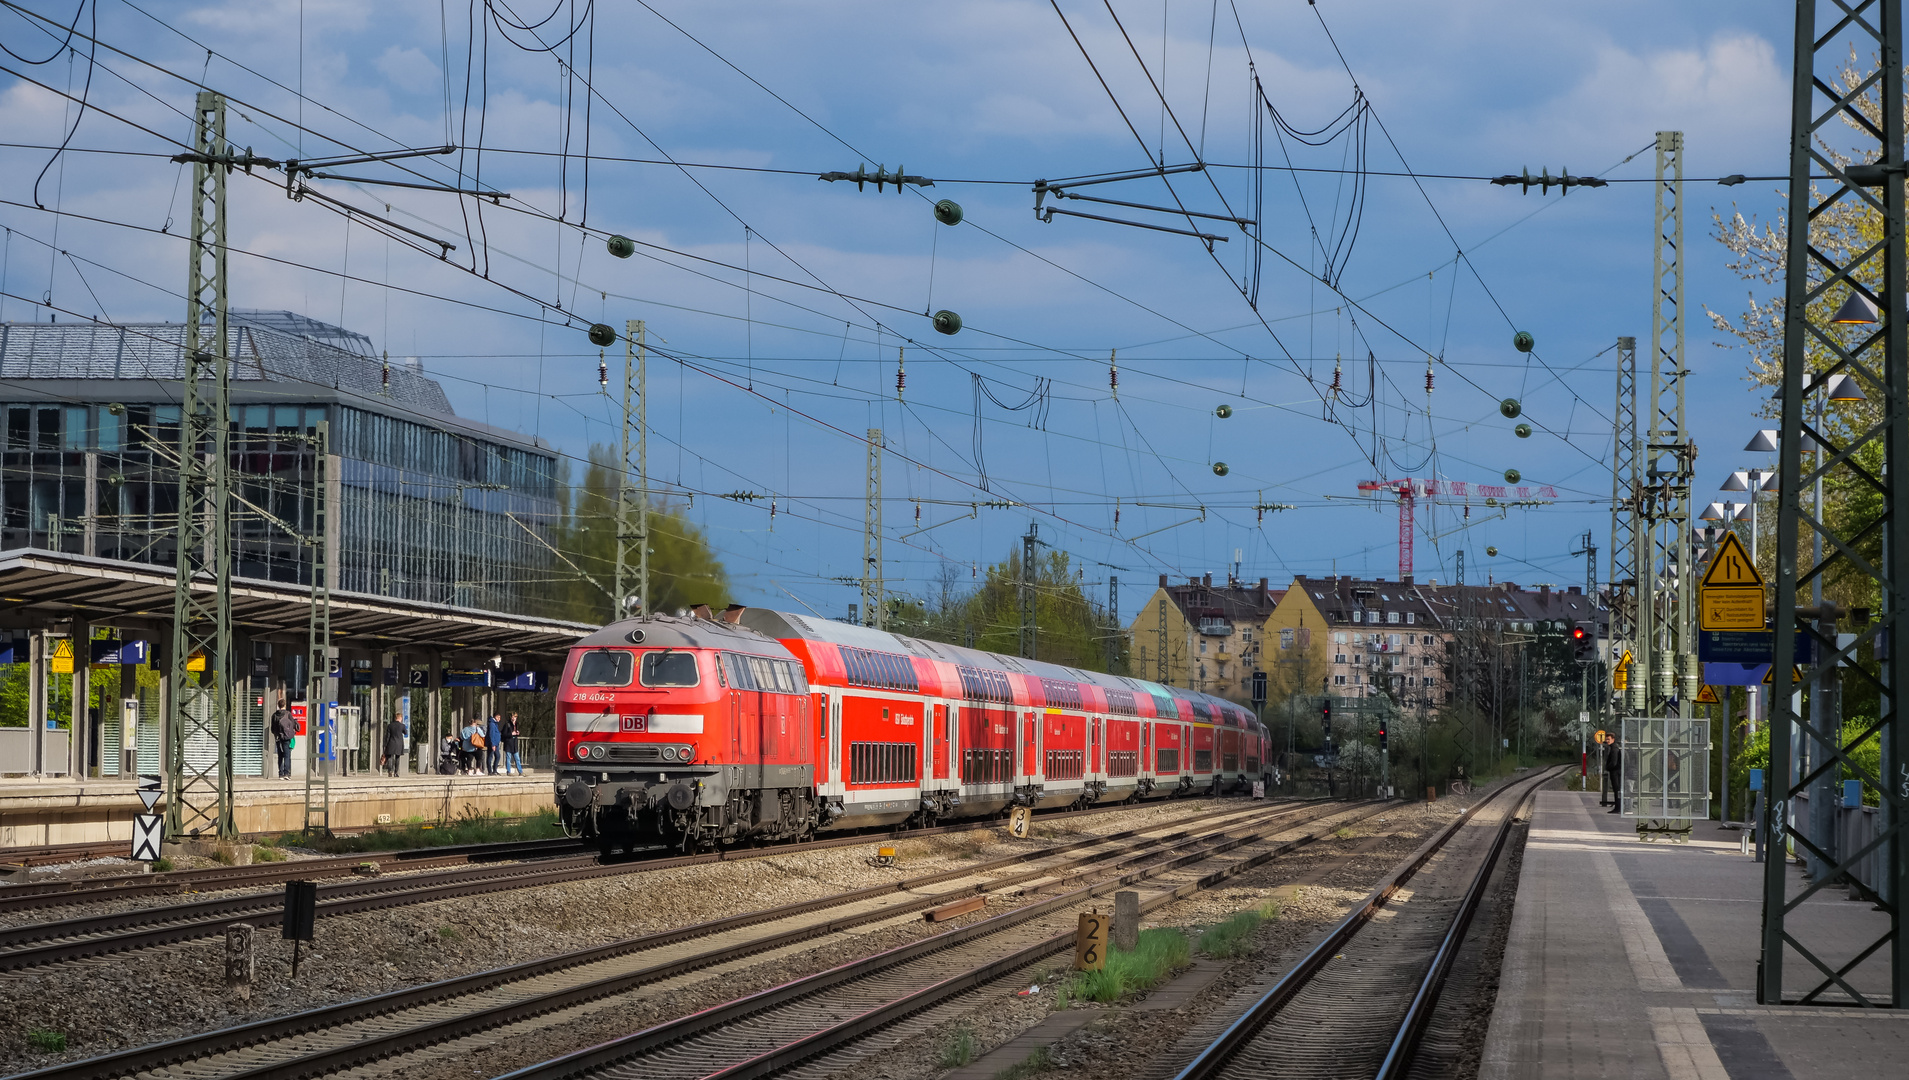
[1604,732,1623,814]
[486,714,503,775]
[460,718,481,775]
[502,713,522,775]
[270,697,294,779]
[381,713,406,777]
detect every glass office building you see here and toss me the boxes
[0,311,561,616]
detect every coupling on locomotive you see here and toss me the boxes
[553,606,1273,853]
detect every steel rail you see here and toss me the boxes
[0,794,1279,970]
[4,801,1328,1080]
[0,838,587,911]
[1167,767,1563,1080]
[1373,775,1546,1080]
[495,799,1400,1080]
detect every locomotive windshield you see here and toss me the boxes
[641,651,701,687]
[574,649,634,687]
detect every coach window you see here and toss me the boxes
[574,650,634,687]
[640,651,701,687]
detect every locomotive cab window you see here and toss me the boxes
[574,650,634,687]
[640,651,701,687]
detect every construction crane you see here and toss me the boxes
[1356,478,1557,581]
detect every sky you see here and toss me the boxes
[0,1,1813,621]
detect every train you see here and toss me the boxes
[552,606,1275,853]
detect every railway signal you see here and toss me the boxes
[1321,700,1332,747]
[1378,719,1388,752]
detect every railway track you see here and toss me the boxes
[471,798,1398,1080]
[1163,766,1562,1080]
[6,798,1361,1080]
[0,794,1283,971]
[0,837,587,914]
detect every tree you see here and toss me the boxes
[551,445,730,624]
[891,542,1125,673]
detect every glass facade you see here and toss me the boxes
[2,398,560,614]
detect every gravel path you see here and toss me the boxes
[0,798,1251,1073]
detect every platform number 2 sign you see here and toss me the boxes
[1075,911,1108,971]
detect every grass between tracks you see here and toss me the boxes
[1063,928,1191,1004]
[1197,899,1282,958]
[264,808,563,853]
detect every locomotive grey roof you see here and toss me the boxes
[578,614,795,655]
[0,312,452,414]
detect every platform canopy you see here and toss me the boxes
[0,549,593,662]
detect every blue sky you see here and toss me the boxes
[0,1,1807,617]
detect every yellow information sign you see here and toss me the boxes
[1699,533,1765,631]
[1695,684,1720,705]
[1612,649,1633,691]
[49,638,73,675]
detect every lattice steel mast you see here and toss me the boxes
[166,91,236,840]
[303,420,333,835]
[1764,0,1906,1007]
[1609,335,1639,717]
[863,429,884,629]
[616,320,648,617]
[1638,132,1697,719]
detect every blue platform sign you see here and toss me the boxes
[315,702,338,762]
[1749,768,1764,792]
[1699,630,1812,664]
[499,670,547,692]
[445,669,492,688]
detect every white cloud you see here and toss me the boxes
[375,46,441,96]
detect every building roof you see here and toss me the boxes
[1155,575,1282,626]
[1288,575,1603,631]
[0,312,452,415]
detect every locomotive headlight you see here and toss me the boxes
[661,745,679,762]
[679,744,695,763]
[589,744,607,760]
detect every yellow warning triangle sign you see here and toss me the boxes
[51,639,72,659]
[1763,665,1806,685]
[1700,531,1763,588]
[1695,684,1719,704]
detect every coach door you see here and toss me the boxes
[827,695,843,795]
[931,705,950,781]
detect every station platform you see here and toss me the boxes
[0,771,553,846]
[1481,789,1908,1079]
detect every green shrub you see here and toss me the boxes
[254,845,286,863]
[437,925,464,942]
[27,1030,65,1053]
[1070,928,1189,1003]
[1198,899,1281,958]
[150,856,175,873]
[939,1025,977,1068]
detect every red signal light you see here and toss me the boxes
[1571,626,1588,643]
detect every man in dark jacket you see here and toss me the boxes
[269,698,294,779]
[485,714,504,775]
[381,714,407,777]
[1603,733,1623,814]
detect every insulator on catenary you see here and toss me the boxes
[1109,349,1118,398]
[1424,358,1435,394]
[598,351,607,390]
[896,347,905,397]
[1330,356,1343,396]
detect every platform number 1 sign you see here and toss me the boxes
[1075,911,1108,971]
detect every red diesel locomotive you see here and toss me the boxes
[552,607,1273,852]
